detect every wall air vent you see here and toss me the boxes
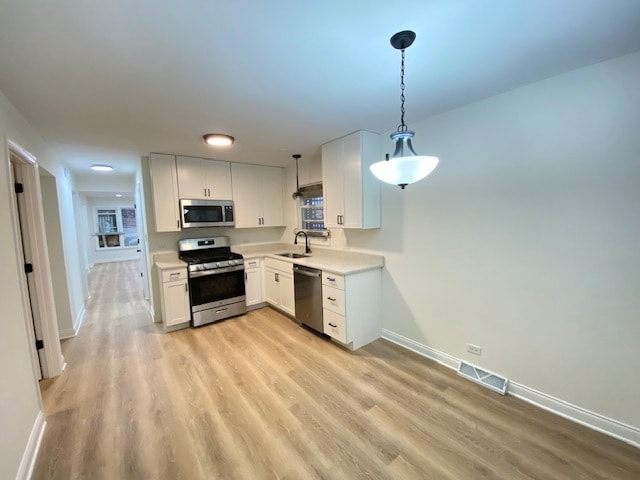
[457,361,508,395]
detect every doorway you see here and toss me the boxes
[8,140,64,379]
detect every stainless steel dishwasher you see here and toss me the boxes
[293,265,323,333]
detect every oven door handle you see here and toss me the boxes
[189,264,245,278]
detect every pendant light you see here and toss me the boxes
[291,154,302,199]
[370,30,439,189]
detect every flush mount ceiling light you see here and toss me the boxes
[203,133,235,147]
[370,30,439,189]
[90,164,113,172]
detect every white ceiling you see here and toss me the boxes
[1,0,639,179]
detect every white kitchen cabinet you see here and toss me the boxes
[176,156,232,200]
[264,257,295,316]
[149,153,181,232]
[322,130,381,229]
[158,267,191,328]
[231,163,284,228]
[321,269,381,350]
[244,257,264,309]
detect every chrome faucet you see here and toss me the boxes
[294,231,311,254]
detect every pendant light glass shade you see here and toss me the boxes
[370,130,439,189]
[370,30,439,189]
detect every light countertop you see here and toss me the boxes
[153,243,384,275]
[232,243,384,275]
[154,252,187,270]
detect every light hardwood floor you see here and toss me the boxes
[33,261,640,479]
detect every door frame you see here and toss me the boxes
[6,138,64,378]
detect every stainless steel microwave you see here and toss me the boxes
[180,199,235,228]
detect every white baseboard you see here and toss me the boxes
[381,329,640,448]
[58,306,85,339]
[508,382,640,448]
[16,410,46,480]
[382,329,459,369]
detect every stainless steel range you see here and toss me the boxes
[178,236,246,327]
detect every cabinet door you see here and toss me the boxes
[203,160,232,200]
[322,139,343,228]
[163,280,191,326]
[176,156,206,199]
[322,131,381,229]
[278,272,295,317]
[264,268,280,306]
[149,153,180,232]
[341,132,364,228]
[259,165,284,227]
[245,267,263,306]
[231,163,262,227]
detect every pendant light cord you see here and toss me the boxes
[398,48,408,132]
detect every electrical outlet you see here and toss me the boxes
[466,344,482,356]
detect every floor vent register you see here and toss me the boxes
[457,361,509,395]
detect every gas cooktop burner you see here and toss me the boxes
[178,236,244,272]
[180,251,243,264]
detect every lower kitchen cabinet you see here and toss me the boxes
[322,269,381,350]
[264,257,295,317]
[158,267,191,328]
[244,257,264,308]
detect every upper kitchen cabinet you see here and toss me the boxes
[149,153,181,232]
[176,156,232,200]
[322,130,381,229]
[231,163,284,228]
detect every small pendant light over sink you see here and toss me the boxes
[370,30,439,189]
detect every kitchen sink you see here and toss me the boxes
[276,252,309,259]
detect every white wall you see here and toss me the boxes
[75,172,135,193]
[343,52,640,431]
[40,169,75,338]
[0,90,48,480]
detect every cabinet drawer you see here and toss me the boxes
[244,258,261,270]
[322,285,345,315]
[322,272,344,290]
[323,309,347,343]
[264,257,293,273]
[162,268,187,283]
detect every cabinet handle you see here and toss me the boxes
[185,284,188,292]
[328,322,337,328]
[177,219,180,229]
[327,297,336,302]
[245,272,247,281]
[275,273,279,282]
[327,277,335,282]
[170,272,180,278]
